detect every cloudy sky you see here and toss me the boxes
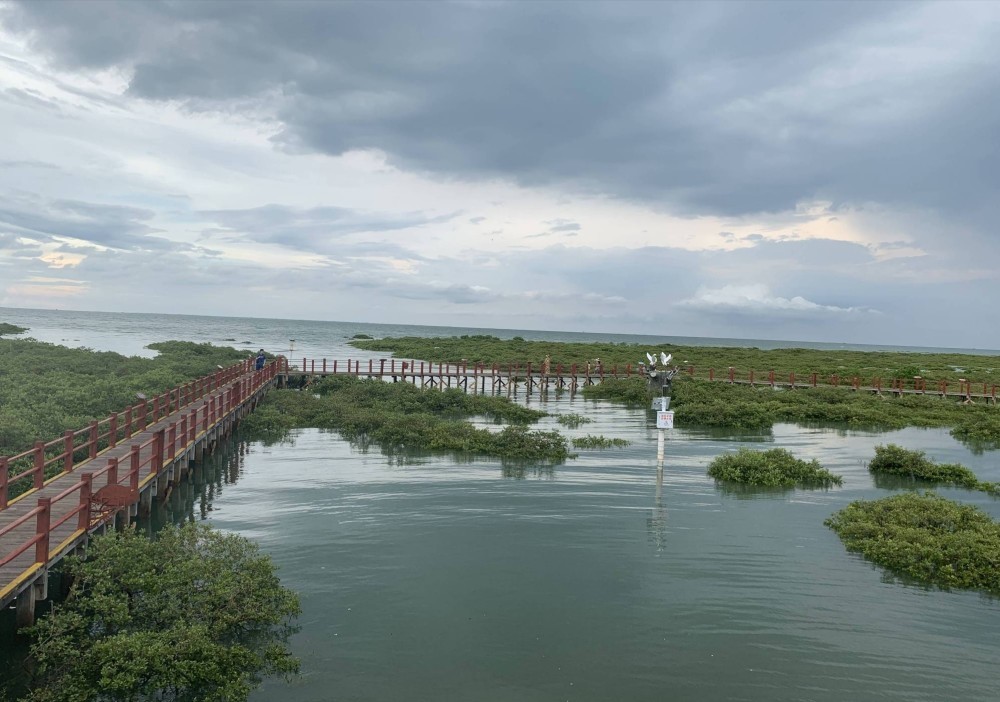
[0,1,997,347]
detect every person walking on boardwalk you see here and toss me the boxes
[255,349,266,371]
[542,354,551,377]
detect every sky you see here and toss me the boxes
[0,1,997,347]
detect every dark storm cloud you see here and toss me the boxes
[9,0,995,226]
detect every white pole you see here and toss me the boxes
[657,428,665,464]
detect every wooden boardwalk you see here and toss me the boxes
[0,360,278,622]
[284,357,1000,403]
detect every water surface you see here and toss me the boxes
[191,391,1000,702]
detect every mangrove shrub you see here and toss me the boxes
[867,444,999,495]
[707,448,843,488]
[825,492,1000,594]
[0,339,248,456]
[572,435,630,449]
[241,376,571,462]
[24,523,300,702]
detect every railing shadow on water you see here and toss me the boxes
[148,436,248,532]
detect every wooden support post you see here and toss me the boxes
[35,497,51,563]
[153,429,165,475]
[109,413,118,448]
[130,446,140,490]
[64,430,75,474]
[728,367,734,383]
[79,473,93,530]
[16,585,38,629]
[709,368,714,381]
[0,457,7,508]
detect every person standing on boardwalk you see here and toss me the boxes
[542,354,551,376]
[255,349,266,371]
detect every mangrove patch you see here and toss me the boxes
[707,448,843,488]
[825,492,1000,595]
[868,444,1000,495]
[571,435,631,449]
[242,375,571,462]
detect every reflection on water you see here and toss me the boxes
[150,437,249,530]
[647,467,667,551]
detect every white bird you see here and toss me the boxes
[646,352,655,365]
[661,352,672,366]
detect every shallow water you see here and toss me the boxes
[187,390,1000,702]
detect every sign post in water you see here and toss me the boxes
[639,350,678,469]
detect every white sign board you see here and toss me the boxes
[656,410,674,429]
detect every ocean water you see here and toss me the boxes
[2,307,999,701]
[3,306,999,359]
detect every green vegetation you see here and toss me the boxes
[556,413,593,427]
[24,523,300,702]
[572,435,630,449]
[675,380,1000,446]
[825,492,1000,594]
[707,448,843,488]
[349,335,1000,445]
[241,376,570,462]
[580,377,650,405]
[868,444,999,495]
[349,334,1000,385]
[0,322,27,336]
[0,339,248,457]
[350,333,374,339]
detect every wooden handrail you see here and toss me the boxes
[0,361,279,580]
[0,358,258,508]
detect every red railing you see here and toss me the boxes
[0,361,279,581]
[0,359,271,509]
[286,358,634,380]
[280,358,998,403]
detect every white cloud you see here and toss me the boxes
[676,284,875,317]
